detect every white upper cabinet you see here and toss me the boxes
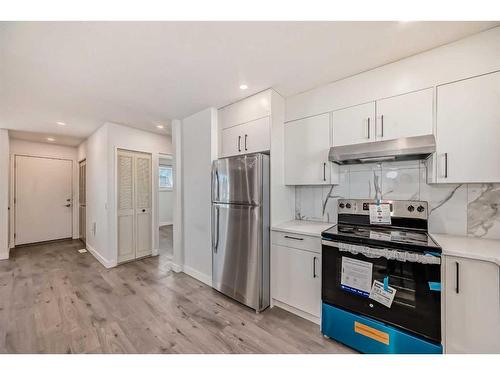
[221,116,270,158]
[219,90,272,158]
[332,102,375,147]
[444,256,500,353]
[436,70,500,183]
[285,113,333,185]
[219,90,271,130]
[375,88,434,141]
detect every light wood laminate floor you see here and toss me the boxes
[0,239,355,354]
[159,225,173,258]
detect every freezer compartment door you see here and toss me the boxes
[212,154,264,205]
[212,203,267,311]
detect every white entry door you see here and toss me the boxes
[15,155,73,245]
[117,149,152,263]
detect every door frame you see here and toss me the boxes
[11,154,74,247]
[78,159,87,245]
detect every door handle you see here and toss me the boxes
[323,162,326,182]
[238,136,241,152]
[313,256,318,278]
[244,134,248,151]
[65,204,71,207]
[142,209,146,213]
[380,115,384,138]
[215,168,220,201]
[214,207,220,253]
[367,117,370,139]
[455,261,460,294]
[444,153,448,178]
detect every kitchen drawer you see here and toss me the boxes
[272,230,321,254]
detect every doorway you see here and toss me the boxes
[79,159,86,246]
[158,154,174,259]
[14,155,73,245]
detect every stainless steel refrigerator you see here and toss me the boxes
[211,153,270,312]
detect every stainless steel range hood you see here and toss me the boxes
[329,134,436,165]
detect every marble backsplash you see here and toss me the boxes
[295,160,500,240]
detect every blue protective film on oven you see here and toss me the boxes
[383,276,389,291]
[428,282,441,291]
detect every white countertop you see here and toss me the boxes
[271,220,334,238]
[431,233,500,266]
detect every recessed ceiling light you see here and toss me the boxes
[156,125,164,129]
[47,137,55,142]
[239,84,248,90]
[56,121,66,126]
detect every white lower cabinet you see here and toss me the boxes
[444,255,500,353]
[271,232,321,321]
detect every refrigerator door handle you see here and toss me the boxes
[215,168,220,201]
[213,206,220,253]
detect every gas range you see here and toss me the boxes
[321,199,441,253]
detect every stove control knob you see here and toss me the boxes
[339,203,345,209]
[407,205,415,212]
[345,203,352,209]
[417,205,425,213]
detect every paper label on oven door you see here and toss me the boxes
[369,280,396,308]
[340,257,373,297]
[369,203,391,225]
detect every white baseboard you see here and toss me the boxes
[272,299,320,325]
[182,265,212,287]
[159,221,173,227]
[85,243,115,268]
[170,262,183,273]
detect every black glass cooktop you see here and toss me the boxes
[322,224,441,253]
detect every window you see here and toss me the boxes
[159,165,173,190]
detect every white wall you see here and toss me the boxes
[106,122,172,262]
[78,122,172,267]
[0,129,9,259]
[77,125,110,266]
[181,108,217,285]
[8,138,80,247]
[286,26,500,122]
[159,156,173,226]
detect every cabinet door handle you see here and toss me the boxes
[367,117,370,139]
[444,152,448,178]
[244,134,248,151]
[284,235,303,241]
[313,256,318,278]
[380,115,384,138]
[238,136,241,152]
[455,261,460,294]
[323,162,326,181]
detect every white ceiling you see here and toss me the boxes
[1,21,498,146]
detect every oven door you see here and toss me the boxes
[322,241,441,343]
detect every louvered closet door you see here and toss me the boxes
[117,150,136,262]
[134,153,152,258]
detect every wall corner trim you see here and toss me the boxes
[182,265,212,287]
[86,243,115,268]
